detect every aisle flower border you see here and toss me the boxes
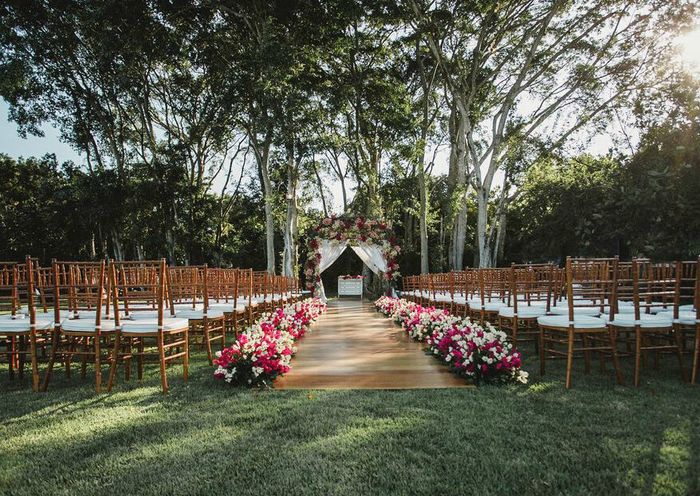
[213,298,326,388]
[374,296,528,385]
[304,215,401,292]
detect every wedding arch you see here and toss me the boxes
[304,215,401,300]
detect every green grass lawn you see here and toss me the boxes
[1,342,699,496]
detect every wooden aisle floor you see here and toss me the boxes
[275,299,470,389]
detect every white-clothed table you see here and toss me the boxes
[315,240,389,302]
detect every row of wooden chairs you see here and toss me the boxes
[0,257,303,393]
[403,257,700,388]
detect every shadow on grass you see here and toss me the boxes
[1,348,700,495]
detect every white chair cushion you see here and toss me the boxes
[515,300,549,307]
[0,314,54,332]
[62,319,118,332]
[124,310,163,320]
[499,306,546,318]
[207,303,236,313]
[605,313,672,328]
[601,306,635,315]
[674,311,699,326]
[175,308,225,319]
[547,306,601,316]
[121,318,190,333]
[483,301,507,311]
[537,315,607,329]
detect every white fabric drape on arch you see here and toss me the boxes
[315,240,389,302]
[350,245,387,274]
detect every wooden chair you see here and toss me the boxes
[468,268,509,324]
[107,259,189,394]
[605,259,686,386]
[42,260,116,392]
[666,258,699,384]
[498,263,553,347]
[452,271,469,317]
[168,265,226,365]
[0,257,53,391]
[537,257,623,389]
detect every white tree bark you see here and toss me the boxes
[282,142,299,277]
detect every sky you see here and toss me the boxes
[0,100,83,164]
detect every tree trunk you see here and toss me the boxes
[476,188,491,268]
[110,229,124,261]
[494,209,507,266]
[451,203,467,269]
[282,142,299,277]
[418,169,429,273]
[448,109,468,270]
[256,141,276,274]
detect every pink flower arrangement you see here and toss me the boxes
[213,298,326,387]
[340,275,364,280]
[304,216,401,292]
[374,296,528,385]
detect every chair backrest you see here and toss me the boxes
[564,257,617,320]
[509,263,554,312]
[621,259,676,320]
[109,259,170,324]
[53,260,108,324]
[674,257,699,320]
[0,262,20,316]
[168,265,208,310]
[0,257,37,324]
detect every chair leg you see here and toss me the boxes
[183,330,189,382]
[565,330,575,389]
[80,337,88,379]
[608,327,624,385]
[693,325,700,384]
[94,334,102,393]
[158,333,168,394]
[634,327,642,387]
[582,334,591,374]
[539,327,546,375]
[107,333,121,392]
[673,328,688,383]
[137,338,144,380]
[42,328,60,391]
[30,331,40,392]
[8,336,16,379]
[203,319,213,366]
[18,336,25,378]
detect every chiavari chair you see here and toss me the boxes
[452,271,469,317]
[0,257,53,391]
[42,260,116,392]
[537,257,623,389]
[206,268,239,335]
[168,265,226,366]
[498,263,553,347]
[107,259,189,394]
[605,259,686,386]
[467,268,509,324]
[664,258,699,383]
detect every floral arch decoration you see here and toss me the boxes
[304,215,401,293]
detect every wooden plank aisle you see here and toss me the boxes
[275,299,471,389]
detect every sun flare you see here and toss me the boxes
[678,27,700,72]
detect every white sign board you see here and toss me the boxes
[338,277,363,298]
